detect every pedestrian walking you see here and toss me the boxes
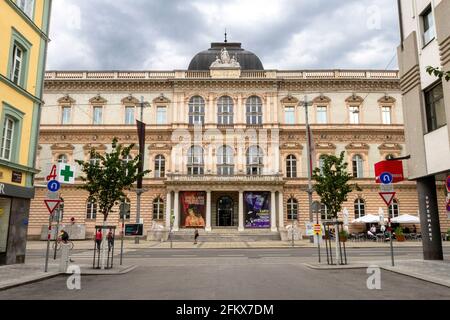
[107,228,114,251]
[95,228,102,250]
[194,229,199,244]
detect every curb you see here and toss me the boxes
[0,272,61,291]
[78,265,138,275]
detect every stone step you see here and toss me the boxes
[170,230,281,242]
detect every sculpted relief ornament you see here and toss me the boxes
[210,48,241,69]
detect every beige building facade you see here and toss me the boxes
[28,41,449,240]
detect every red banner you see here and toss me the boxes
[374,160,404,183]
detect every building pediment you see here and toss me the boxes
[57,95,76,104]
[345,142,370,150]
[315,143,336,150]
[378,143,402,151]
[89,94,108,104]
[50,143,75,151]
[378,95,396,104]
[312,95,331,104]
[280,95,299,104]
[153,94,171,104]
[83,143,107,151]
[345,94,364,104]
[121,95,140,105]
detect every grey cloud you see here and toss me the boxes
[47,0,400,70]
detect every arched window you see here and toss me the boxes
[286,155,297,178]
[58,154,68,164]
[246,96,262,125]
[153,197,164,220]
[246,146,264,175]
[189,96,205,125]
[217,145,234,176]
[389,199,399,218]
[86,199,97,220]
[320,203,330,220]
[154,155,165,178]
[217,96,234,125]
[352,154,364,178]
[187,145,204,175]
[354,198,365,218]
[287,198,298,220]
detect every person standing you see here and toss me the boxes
[107,228,114,251]
[95,228,102,250]
[194,229,199,245]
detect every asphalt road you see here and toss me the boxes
[1,247,450,300]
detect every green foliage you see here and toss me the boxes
[312,151,361,219]
[76,137,150,221]
[426,66,450,81]
[395,227,404,236]
[339,230,349,238]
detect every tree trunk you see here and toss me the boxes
[100,210,108,269]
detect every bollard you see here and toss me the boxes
[59,243,71,273]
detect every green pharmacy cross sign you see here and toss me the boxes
[57,164,76,184]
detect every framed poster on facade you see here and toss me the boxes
[180,191,206,228]
[244,192,270,228]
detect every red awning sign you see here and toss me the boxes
[375,161,404,183]
[379,192,396,207]
[44,200,61,215]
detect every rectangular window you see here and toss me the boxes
[424,82,446,132]
[421,6,435,46]
[349,106,360,124]
[93,106,103,125]
[125,106,134,125]
[156,106,167,124]
[381,106,391,124]
[1,117,15,161]
[316,106,327,124]
[284,106,295,124]
[11,44,23,85]
[61,107,71,125]
[16,0,34,18]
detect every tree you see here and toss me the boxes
[76,137,150,222]
[312,152,361,219]
[426,66,450,82]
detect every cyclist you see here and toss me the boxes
[60,229,69,244]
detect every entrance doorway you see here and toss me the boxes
[217,196,234,227]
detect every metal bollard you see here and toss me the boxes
[59,243,71,273]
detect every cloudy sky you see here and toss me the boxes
[47,0,400,71]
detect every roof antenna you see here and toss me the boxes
[224,28,228,43]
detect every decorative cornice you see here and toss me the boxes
[89,94,108,104]
[377,95,396,104]
[312,95,331,104]
[345,94,364,104]
[378,143,403,151]
[153,94,171,104]
[280,95,299,104]
[121,94,140,105]
[345,142,370,150]
[57,95,76,104]
[50,143,75,151]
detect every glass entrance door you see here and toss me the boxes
[217,196,234,227]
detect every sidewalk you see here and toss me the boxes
[0,262,137,291]
[26,240,450,250]
[304,259,450,288]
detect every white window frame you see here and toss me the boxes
[153,198,164,220]
[217,145,234,176]
[246,145,264,175]
[11,44,23,85]
[352,154,364,178]
[316,106,328,124]
[287,198,298,220]
[187,146,204,175]
[349,106,360,124]
[381,106,391,125]
[1,117,15,161]
[284,106,295,124]
[154,155,165,178]
[93,106,103,125]
[61,106,71,125]
[156,106,167,125]
[421,6,435,46]
[16,0,34,18]
[86,200,97,220]
[286,155,297,178]
[354,198,365,218]
[125,106,135,125]
[57,154,68,164]
[189,96,205,125]
[246,96,263,125]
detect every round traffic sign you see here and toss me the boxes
[47,180,61,192]
[380,172,393,185]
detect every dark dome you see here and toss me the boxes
[188,42,264,71]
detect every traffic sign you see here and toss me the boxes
[380,172,393,185]
[57,164,76,184]
[47,180,60,192]
[379,192,396,207]
[375,160,404,183]
[44,200,61,215]
[313,224,322,236]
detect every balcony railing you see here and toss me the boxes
[45,70,399,81]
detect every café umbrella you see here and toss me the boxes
[351,214,385,224]
[391,214,420,224]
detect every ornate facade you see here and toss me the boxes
[27,41,449,240]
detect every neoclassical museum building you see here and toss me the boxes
[27,41,449,240]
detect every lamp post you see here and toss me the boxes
[303,95,314,242]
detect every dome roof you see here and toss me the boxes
[188,42,264,71]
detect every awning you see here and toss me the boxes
[391,214,420,224]
[351,214,386,224]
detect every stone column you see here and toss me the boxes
[165,191,172,230]
[206,190,212,232]
[237,94,243,124]
[173,190,180,231]
[417,176,443,260]
[238,190,244,231]
[278,191,284,229]
[271,191,277,232]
